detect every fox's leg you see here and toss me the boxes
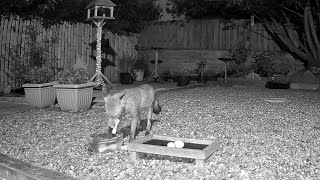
[136,111,141,131]
[145,107,152,136]
[129,110,139,142]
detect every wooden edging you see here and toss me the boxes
[0,153,79,180]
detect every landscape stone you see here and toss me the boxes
[289,70,319,90]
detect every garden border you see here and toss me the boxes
[0,153,79,180]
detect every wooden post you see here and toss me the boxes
[196,159,205,168]
[155,50,158,77]
[89,20,112,86]
[130,151,138,161]
[224,63,227,83]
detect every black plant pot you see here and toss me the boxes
[265,81,290,89]
[176,75,191,87]
[119,73,134,84]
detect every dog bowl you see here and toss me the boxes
[90,133,123,153]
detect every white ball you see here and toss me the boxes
[167,142,176,148]
[174,140,184,148]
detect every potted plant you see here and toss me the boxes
[195,57,207,83]
[54,59,96,112]
[132,58,148,81]
[117,55,135,84]
[22,66,57,108]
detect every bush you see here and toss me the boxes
[57,59,89,84]
[227,41,255,77]
[254,52,304,76]
[1,25,59,89]
[25,67,54,84]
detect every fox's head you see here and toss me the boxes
[104,93,125,128]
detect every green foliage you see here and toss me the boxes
[254,52,304,76]
[117,55,136,73]
[133,58,148,71]
[57,59,89,84]
[227,41,305,78]
[25,67,54,84]
[227,41,255,77]
[195,57,207,75]
[253,52,273,76]
[0,25,59,88]
[167,0,250,19]
[0,0,162,33]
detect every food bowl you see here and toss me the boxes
[89,133,123,153]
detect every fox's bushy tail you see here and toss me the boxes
[153,99,161,114]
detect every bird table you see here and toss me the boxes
[149,48,163,82]
[218,57,236,83]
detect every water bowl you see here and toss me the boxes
[89,133,123,153]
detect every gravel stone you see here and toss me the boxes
[1,85,320,179]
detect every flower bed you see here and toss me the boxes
[1,85,320,179]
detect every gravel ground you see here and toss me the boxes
[1,84,320,180]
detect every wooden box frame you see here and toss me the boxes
[127,134,220,168]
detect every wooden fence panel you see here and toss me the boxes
[138,19,281,52]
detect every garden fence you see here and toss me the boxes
[138,19,280,51]
[0,16,138,90]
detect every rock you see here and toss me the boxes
[289,70,320,90]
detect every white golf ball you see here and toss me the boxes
[167,142,176,148]
[174,140,184,148]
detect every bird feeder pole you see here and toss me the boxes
[85,0,116,86]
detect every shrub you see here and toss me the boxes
[24,66,54,84]
[254,52,304,76]
[1,25,59,89]
[57,59,89,84]
[227,41,255,77]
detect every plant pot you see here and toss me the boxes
[176,75,191,87]
[53,82,95,112]
[22,82,57,108]
[119,73,134,84]
[133,69,144,81]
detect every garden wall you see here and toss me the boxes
[0,16,138,90]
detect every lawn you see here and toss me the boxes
[0,84,319,179]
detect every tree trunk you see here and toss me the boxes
[262,5,320,68]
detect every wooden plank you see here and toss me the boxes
[60,23,66,69]
[6,16,14,86]
[213,19,220,49]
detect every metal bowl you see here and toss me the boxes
[90,133,123,153]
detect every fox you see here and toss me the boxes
[104,84,161,142]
